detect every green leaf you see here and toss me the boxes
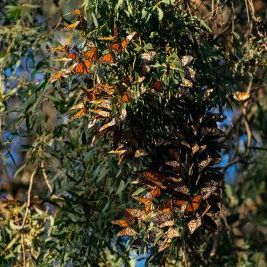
[91,12,98,27]
[199,19,212,33]
[131,187,146,197]
[141,9,148,19]
[21,4,40,9]
[116,180,125,195]
[144,43,154,50]
[157,7,163,21]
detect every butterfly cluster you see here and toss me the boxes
[110,60,225,251]
[50,9,226,254]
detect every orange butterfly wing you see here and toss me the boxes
[49,71,65,83]
[70,103,87,119]
[112,39,129,52]
[63,21,80,30]
[233,91,250,102]
[112,219,130,227]
[53,45,68,52]
[148,187,161,198]
[174,199,188,207]
[117,227,137,237]
[71,9,82,15]
[186,195,202,212]
[67,53,78,60]
[134,197,154,214]
[121,39,128,50]
[100,53,115,64]
[120,90,131,103]
[83,48,98,61]
[73,60,92,74]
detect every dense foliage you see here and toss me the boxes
[0,0,266,266]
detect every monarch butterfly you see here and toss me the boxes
[98,22,119,41]
[120,90,131,103]
[73,60,92,74]
[62,21,80,30]
[99,118,116,133]
[100,52,115,64]
[53,44,68,52]
[158,199,173,214]
[188,217,202,234]
[98,35,118,41]
[200,184,217,200]
[134,197,152,206]
[174,195,202,212]
[152,208,172,225]
[70,103,87,119]
[49,71,66,83]
[92,109,110,118]
[134,197,154,214]
[161,207,172,214]
[166,227,180,239]
[158,238,171,252]
[67,48,97,74]
[159,219,175,228]
[111,39,129,52]
[67,52,78,60]
[233,91,250,102]
[95,83,115,96]
[141,171,163,182]
[152,80,163,92]
[125,208,147,221]
[124,210,136,224]
[173,183,190,195]
[187,195,202,212]
[109,146,127,155]
[139,171,167,189]
[186,67,196,81]
[111,32,137,52]
[94,99,112,111]
[83,47,98,61]
[145,186,162,199]
[122,76,131,86]
[117,227,137,237]
[71,9,82,15]
[112,219,131,228]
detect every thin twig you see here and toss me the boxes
[244,0,250,24]
[182,243,189,267]
[218,158,240,171]
[243,117,252,150]
[41,160,53,193]
[211,0,214,17]
[21,233,26,267]
[210,231,220,257]
[21,170,36,229]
